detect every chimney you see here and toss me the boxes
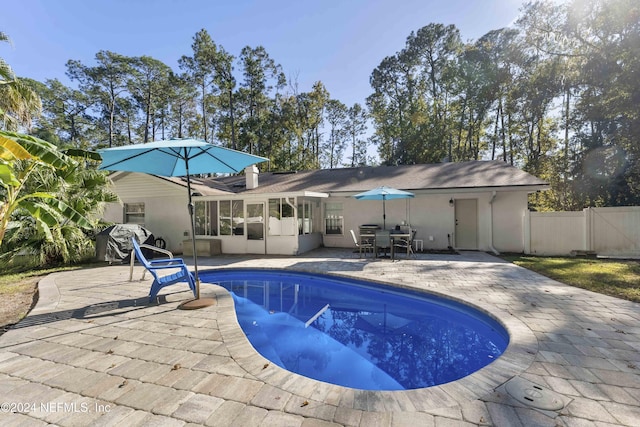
[245,165,259,189]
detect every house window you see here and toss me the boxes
[219,200,244,236]
[194,201,218,236]
[124,203,145,225]
[269,197,296,236]
[324,202,343,235]
[298,200,313,235]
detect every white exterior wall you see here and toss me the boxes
[411,194,456,250]
[104,173,191,253]
[492,191,529,252]
[325,190,530,253]
[298,233,323,254]
[103,174,306,255]
[102,202,123,224]
[104,173,535,255]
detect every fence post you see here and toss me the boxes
[523,210,531,254]
[583,207,593,252]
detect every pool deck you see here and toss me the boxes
[1,249,640,426]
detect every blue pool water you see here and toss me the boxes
[200,269,509,391]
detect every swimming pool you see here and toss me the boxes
[201,269,509,391]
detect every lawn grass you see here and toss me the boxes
[501,254,640,303]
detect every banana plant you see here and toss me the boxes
[0,131,94,250]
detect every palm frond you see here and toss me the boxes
[1,131,73,170]
[0,31,11,44]
[0,77,42,130]
[0,58,17,83]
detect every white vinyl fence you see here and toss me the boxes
[525,207,640,256]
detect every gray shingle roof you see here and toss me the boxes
[152,175,231,196]
[206,160,548,195]
[156,160,547,195]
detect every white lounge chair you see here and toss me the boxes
[350,229,374,258]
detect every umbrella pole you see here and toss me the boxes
[179,153,215,309]
[186,175,200,298]
[383,196,386,230]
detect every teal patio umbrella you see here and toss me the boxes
[98,138,269,308]
[353,186,414,229]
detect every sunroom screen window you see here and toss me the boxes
[269,198,296,236]
[297,200,312,234]
[220,200,244,236]
[194,201,218,236]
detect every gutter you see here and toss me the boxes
[488,191,500,256]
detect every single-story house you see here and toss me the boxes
[102,160,548,256]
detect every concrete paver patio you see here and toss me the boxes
[1,249,639,426]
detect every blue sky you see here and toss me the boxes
[2,0,526,108]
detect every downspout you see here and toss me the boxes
[488,191,500,255]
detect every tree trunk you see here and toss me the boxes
[456,98,467,161]
[177,104,183,138]
[563,87,570,209]
[201,80,207,141]
[144,90,151,143]
[500,99,507,162]
[127,116,132,144]
[492,105,500,160]
[229,89,236,150]
[109,100,115,147]
[352,131,357,167]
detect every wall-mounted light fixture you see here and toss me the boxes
[449,198,454,207]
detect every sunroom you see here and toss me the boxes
[190,191,328,255]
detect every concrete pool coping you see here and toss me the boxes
[1,249,639,426]
[212,269,538,413]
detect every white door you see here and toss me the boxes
[246,202,266,254]
[455,199,478,249]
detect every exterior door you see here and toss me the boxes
[455,199,478,249]
[246,202,266,254]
